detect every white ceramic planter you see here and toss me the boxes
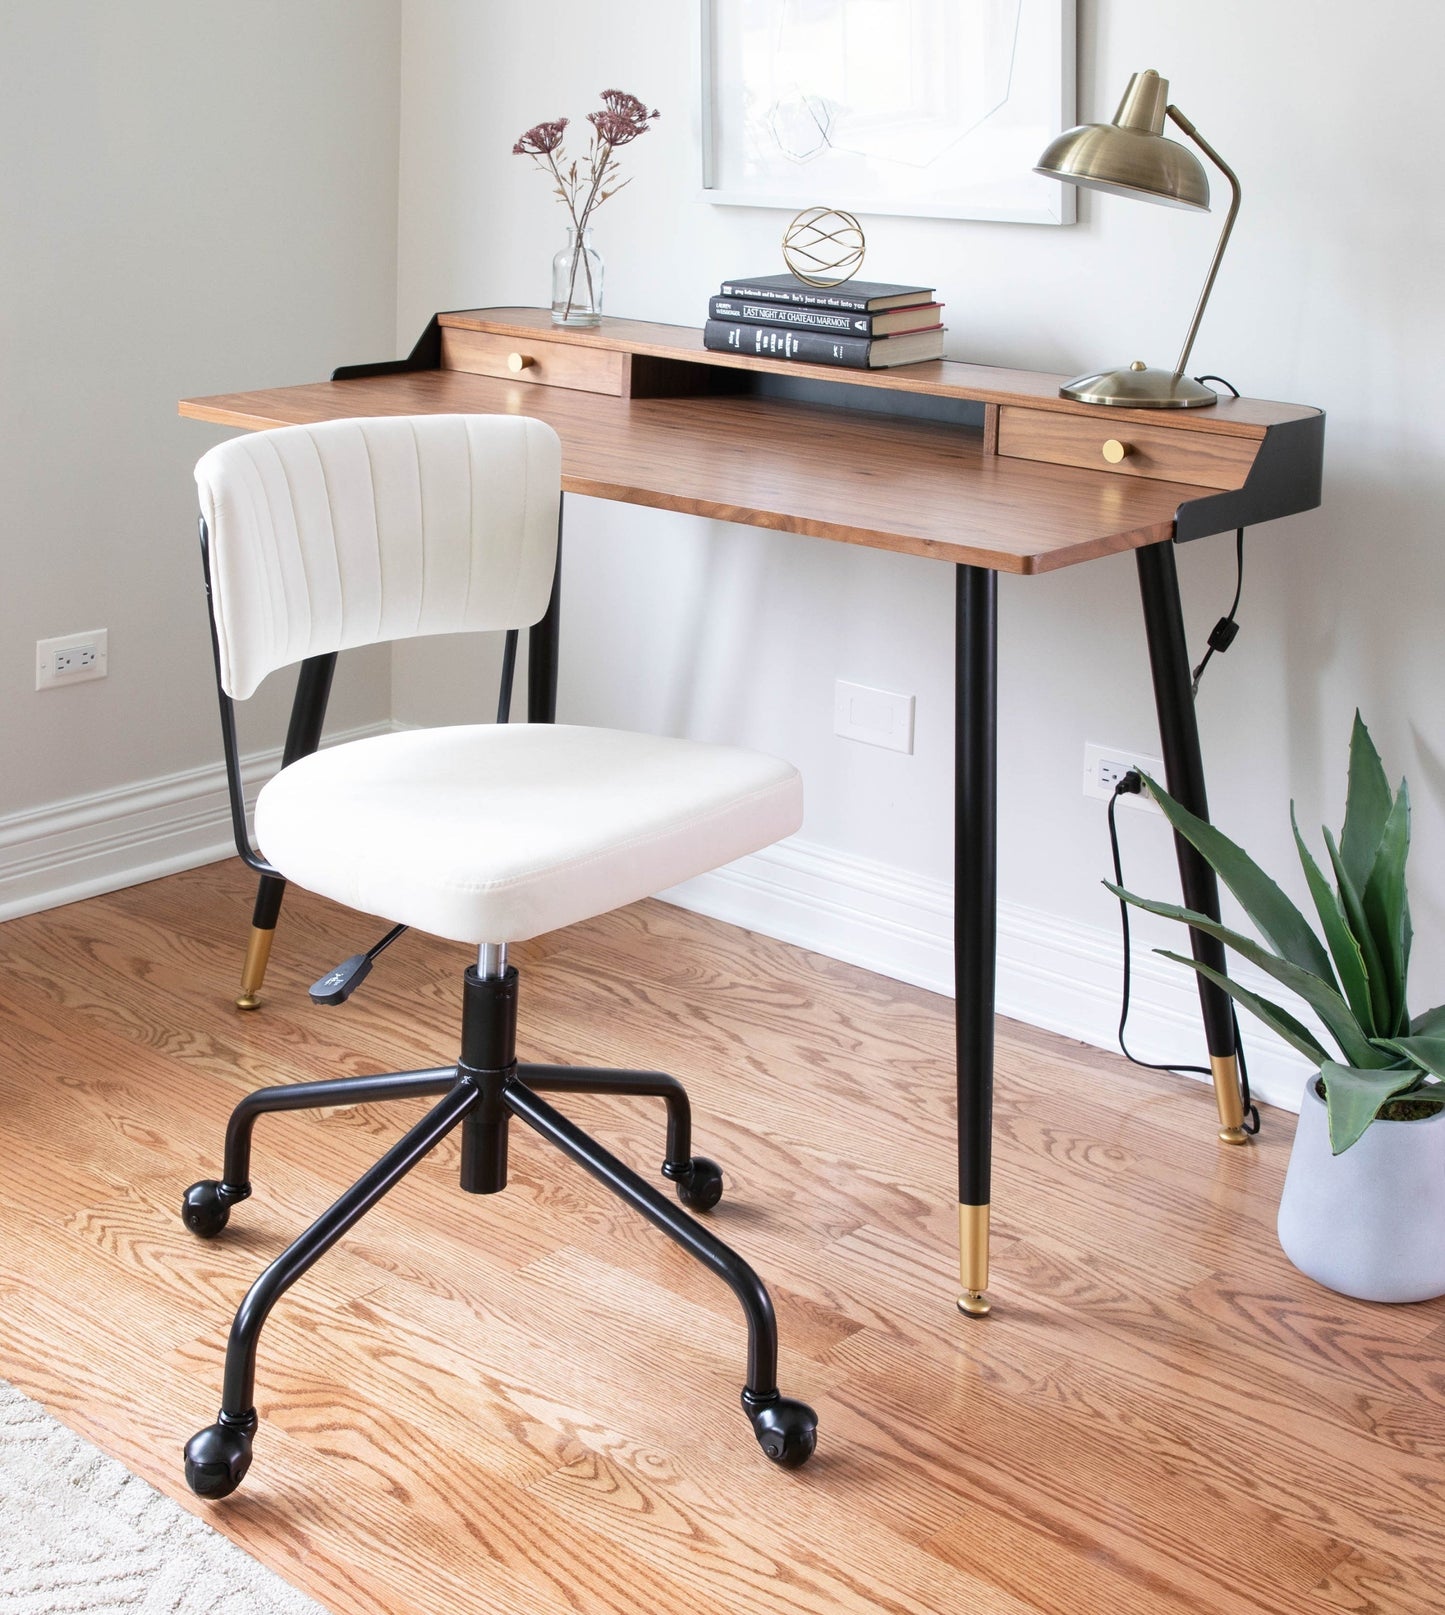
[1277,1076,1445,1303]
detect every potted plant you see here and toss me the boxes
[1110,714,1445,1302]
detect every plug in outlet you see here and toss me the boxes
[37,629,108,690]
[1083,742,1165,812]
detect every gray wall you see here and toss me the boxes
[1,0,403,816]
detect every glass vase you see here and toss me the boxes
[551,226,603,327]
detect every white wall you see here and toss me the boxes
[1,2,402,832]
[393,0,1445,1104]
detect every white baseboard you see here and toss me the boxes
[0,723,392,924]
[662,837,1312,1115]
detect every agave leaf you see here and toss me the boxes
[1410,1003,1445,1036]
[1322,825,1394,1032]
[1403,889,1414,1001]
[1340,713,1393,892]
[1107,884,1384,1068]
[1360,780,1411,1034]
[1291,804,1375,1034]
[1156,950,1329,1064]
[1317,1059,1430,1155]
[1135,773,1336,986]
[1377,1035,1445,1082]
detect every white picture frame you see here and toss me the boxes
[700,0,1076,225]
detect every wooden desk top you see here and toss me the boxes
[179,309,1323,576]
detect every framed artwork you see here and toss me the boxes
[700,0,1076,225]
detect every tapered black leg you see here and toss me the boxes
[179,1066,461,1238]
[955,565,998,1318]
[1135,542,1248,1144]
[503,1078,816,1466]
[183,1080,479,1497]
[527,496,563,724]
[235,652,336,1010]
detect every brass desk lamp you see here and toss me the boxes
[1035,69,1239,408]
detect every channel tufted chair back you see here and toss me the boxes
[195,414,561,699]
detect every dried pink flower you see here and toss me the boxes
[588,91,658,147]
[512,118,568,157]
[600,89,657,122]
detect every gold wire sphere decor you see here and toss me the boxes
[781,207,866,287]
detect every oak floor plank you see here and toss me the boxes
[2,862,1442,1614]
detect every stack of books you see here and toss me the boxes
[703,274,944,370]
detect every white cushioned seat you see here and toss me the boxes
[256,723,802,944]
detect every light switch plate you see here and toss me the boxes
[834,680,915,754]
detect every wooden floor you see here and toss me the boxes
[1,863,1442,1614]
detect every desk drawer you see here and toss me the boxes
[440,326,626,395]
[996,406,1255,490]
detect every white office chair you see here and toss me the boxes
[181,413,818,1497]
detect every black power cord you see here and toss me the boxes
[1100,362,1259,1124]
[1190,528,1245,696]
[1185,374,1246,699]
[1107,771,1260,1133]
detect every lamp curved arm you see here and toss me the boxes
[1166,104,1242,381]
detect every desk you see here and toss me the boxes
[181,307,1324,1317]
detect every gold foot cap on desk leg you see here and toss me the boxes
[957,1203,991,1318]
[235,926,275,1012]
[1210,1054,1250,1145]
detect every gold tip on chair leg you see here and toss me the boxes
[957,1203,991,1318]
[236,926,275,1011]
[1210,1053,1251,1145]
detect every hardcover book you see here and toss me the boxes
[703,319,945,370]
[708,296,944,338]
[716,274,936,313]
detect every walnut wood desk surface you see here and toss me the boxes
[179,309,1321,576]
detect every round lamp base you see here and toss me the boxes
[1060,364,1219,409]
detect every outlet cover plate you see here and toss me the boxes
[1083,741,1164,812]
[37,629,108,690]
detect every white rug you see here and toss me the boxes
[0,1381,328,1613]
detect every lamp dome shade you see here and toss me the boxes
[1035,70,1211,211]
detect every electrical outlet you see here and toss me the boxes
[36,629,108,690]
[1083,741,1164,811]
[834,680,915,754]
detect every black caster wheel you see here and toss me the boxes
[183,1410,256,1498]
[742,1392,818,1469]
[181,1181,229,1239]
[674,1156,724,1212]
[181,1180,246,1239]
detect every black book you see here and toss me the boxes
[716,273,935,313]
[703,318,945,370]
[708,295,944,338]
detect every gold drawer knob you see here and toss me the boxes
[1101,438,1132,464]
[507,351,535,373]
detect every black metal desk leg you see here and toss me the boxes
[955,565,998,1317]
[236,652,336,1010]
[527,495,564,725]
[1135,541,1248,1144]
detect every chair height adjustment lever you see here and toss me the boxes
[309,923,409,1005]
